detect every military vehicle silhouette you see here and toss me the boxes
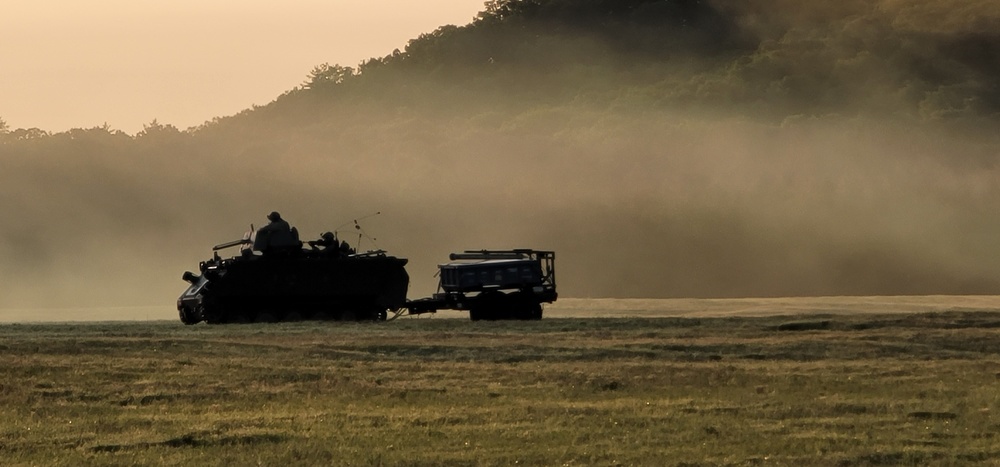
[178,214,557,324]
[177,214,408,324]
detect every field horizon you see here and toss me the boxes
[3,295,1000,323]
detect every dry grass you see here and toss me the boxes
[3,312,1000,465]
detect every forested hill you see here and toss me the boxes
[2,0,1000,312]
[4,0,999,137]
[255,0,999,125]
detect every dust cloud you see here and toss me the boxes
[2,0,1000,319]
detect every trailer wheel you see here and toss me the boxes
[256,311,278,323]
[526,302,543,320]
[472,292,505,321]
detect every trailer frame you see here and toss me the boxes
[406,249,557,320]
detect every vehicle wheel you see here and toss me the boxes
[469,309,483,321]
[284,311,303,322]
[179,307,198,325]
[310,311,328,321]
[339,309,357,321]
[204,309,223,324]
[232,312,252,324]
[256,312,277,323]
[202,305,223,324]
[375,309,388,321]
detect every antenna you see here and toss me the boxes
[354,217,379,251]
[334,211,381,252]
[335,211,380,232]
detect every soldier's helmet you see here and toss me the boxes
[267,211,282,222]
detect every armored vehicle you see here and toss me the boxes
[177,216,408,324]
[407,249,557,320]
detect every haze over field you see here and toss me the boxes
[2,0,1000,319]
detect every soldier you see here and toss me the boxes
[260,211,290,234]
[308,231,338,251]
[254,211,295,251]
[339,239,355,255]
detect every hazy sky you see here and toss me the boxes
[1,0,485,134]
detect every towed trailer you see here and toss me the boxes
[406,249,557,320]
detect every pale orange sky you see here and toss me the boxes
[1,0,485,134]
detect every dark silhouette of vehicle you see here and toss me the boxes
[406,250,557,320]
[177,219,408,324]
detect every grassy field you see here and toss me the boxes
[3,310,1000,465]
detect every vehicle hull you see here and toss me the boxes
[178,252,409,324]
